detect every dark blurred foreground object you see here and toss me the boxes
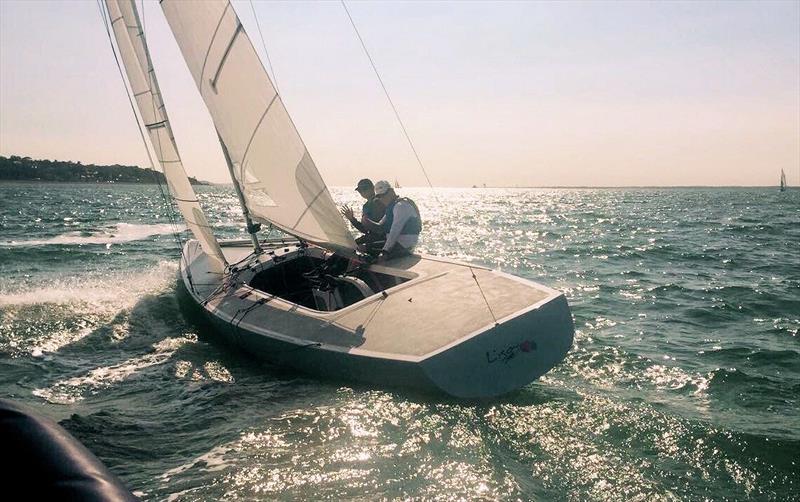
[0,399,138,501]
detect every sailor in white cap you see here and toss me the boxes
[361,180,422,262]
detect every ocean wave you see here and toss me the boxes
[707,367,781,388]
[705,368,800,405]
[32,336,192,404]
[0,223,184,247]
[0,260,177,308]
[0,261,178,357]
[563,345,711,395]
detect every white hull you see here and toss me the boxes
[179,240,574,398]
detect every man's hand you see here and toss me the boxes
[340,205,355,222]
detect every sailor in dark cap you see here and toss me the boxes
[340,178,386,250]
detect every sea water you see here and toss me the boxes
[0,183,797,500]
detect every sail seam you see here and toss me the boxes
[290,184,325,230]
[241,93,279,167]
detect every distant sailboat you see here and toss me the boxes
[102,0,574,398]
[780,169,787,192]
[394,178,401,189]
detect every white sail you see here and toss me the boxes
[780,169,787,191]
[160,0,356,253]
[105,0,227,269]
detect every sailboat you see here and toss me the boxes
[780,169,787,192]
[103,0,574,398]
[394,179,401,189]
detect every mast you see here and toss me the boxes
[217,132,262,253]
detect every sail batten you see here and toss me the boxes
[210,23,242,90]
[104,0,227,269]
[161,0,356,252]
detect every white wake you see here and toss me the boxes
[1,223,183,247]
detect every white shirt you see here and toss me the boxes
[380,199,419,252]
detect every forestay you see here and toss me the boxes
[105,0,226,269]
[161,0,356,253]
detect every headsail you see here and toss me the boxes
[160,0,356,253]
[104,0,226,269]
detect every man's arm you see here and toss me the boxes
[350,218,367,233]
[362,214,386,234]
[341,205,368,233]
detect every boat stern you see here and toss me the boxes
[420,294,574,398]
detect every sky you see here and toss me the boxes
[0,0,798,187]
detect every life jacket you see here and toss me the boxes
[382,197,422,235]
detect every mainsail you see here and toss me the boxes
[160,0,356,252]
[780,169,786,191]
[104,0,226,269]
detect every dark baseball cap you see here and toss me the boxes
[355,178,374,191]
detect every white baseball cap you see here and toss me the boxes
[374,180,392,195]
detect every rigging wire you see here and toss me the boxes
[340,0,434,191]
[340,1,499,325]
[248,0,281,95]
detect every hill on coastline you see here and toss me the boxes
[0,155,210,185]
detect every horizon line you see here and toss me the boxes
[0,154,794,190]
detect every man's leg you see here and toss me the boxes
[384,245,411,260]
[356,232,386,256]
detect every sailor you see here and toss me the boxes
[365,180,422,262]
[340,178,386,252]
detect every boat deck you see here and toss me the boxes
[185,242,555,359]
[330,255,552,357]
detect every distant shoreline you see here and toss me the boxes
[0,179,219,186]
[0,155,210,185]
